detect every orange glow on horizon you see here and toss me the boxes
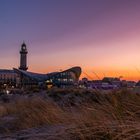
[28,66,140,82]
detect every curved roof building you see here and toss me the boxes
[13,66,82,87]
[0,43,82,88]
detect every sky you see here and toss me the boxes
[0,0,140,81]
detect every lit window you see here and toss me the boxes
[70,79,73,82]
[63,79,68,82]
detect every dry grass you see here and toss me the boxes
[1,97,68,130]
[0,89,140,139]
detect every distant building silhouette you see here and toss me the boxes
[0,42,81,89]
[19,42,28,71]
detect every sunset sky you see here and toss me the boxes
[1,0,140,81]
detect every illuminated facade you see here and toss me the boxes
[14,66,81,88]
[0,43,81,88]
[0,70,17,87]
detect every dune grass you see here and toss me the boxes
[0,88,139,139]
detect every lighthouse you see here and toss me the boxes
[19,42,28,71]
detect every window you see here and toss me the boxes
[70,79,73,82]
[63,79,67,82]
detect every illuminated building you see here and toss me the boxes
[0,43,81,88]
